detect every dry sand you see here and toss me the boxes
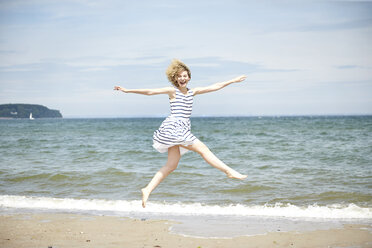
[0,213,371,248]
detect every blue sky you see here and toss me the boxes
[0,0,371,117]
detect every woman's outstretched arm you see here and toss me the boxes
[114,86,175,97]
[192,75,246,96]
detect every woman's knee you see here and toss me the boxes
[165,159,179,172]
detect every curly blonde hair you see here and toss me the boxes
[166,59,191,87]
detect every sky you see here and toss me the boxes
[0,0,371,117]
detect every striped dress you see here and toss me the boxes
[153,87,197,155]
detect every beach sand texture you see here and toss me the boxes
[0,213,371,248]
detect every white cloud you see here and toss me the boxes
[0,0,371,116]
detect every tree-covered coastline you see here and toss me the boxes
[0,104,62,118]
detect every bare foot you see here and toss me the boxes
[141,188,150,208]
[226,170,247,180]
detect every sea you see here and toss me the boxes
[0,116,371,237]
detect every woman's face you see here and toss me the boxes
[176,70,190,89]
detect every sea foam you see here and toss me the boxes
[0,195,371,219]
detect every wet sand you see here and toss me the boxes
[0,213,371,248]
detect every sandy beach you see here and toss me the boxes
[0,213,371,248]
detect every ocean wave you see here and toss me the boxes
[0,195,371,219]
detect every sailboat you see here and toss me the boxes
[29,113,34,120]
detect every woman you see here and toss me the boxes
[114,59,247,208]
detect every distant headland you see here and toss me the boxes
[0,104,62,119]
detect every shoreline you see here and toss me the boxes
[1,212,371,248]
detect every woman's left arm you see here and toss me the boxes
[193,75,247,95]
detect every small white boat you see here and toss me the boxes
[29,113,34,120]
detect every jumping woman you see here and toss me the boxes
[114,59,247,208]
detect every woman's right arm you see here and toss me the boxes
[114,86,175,97]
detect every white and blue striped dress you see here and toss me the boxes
[153,87,197,155]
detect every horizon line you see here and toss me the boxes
[61,114,372,119]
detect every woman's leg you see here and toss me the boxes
[141,145,181,208]
[182,140,247,180]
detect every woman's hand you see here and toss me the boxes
[114,86,126,92]
[232,75,247,83]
